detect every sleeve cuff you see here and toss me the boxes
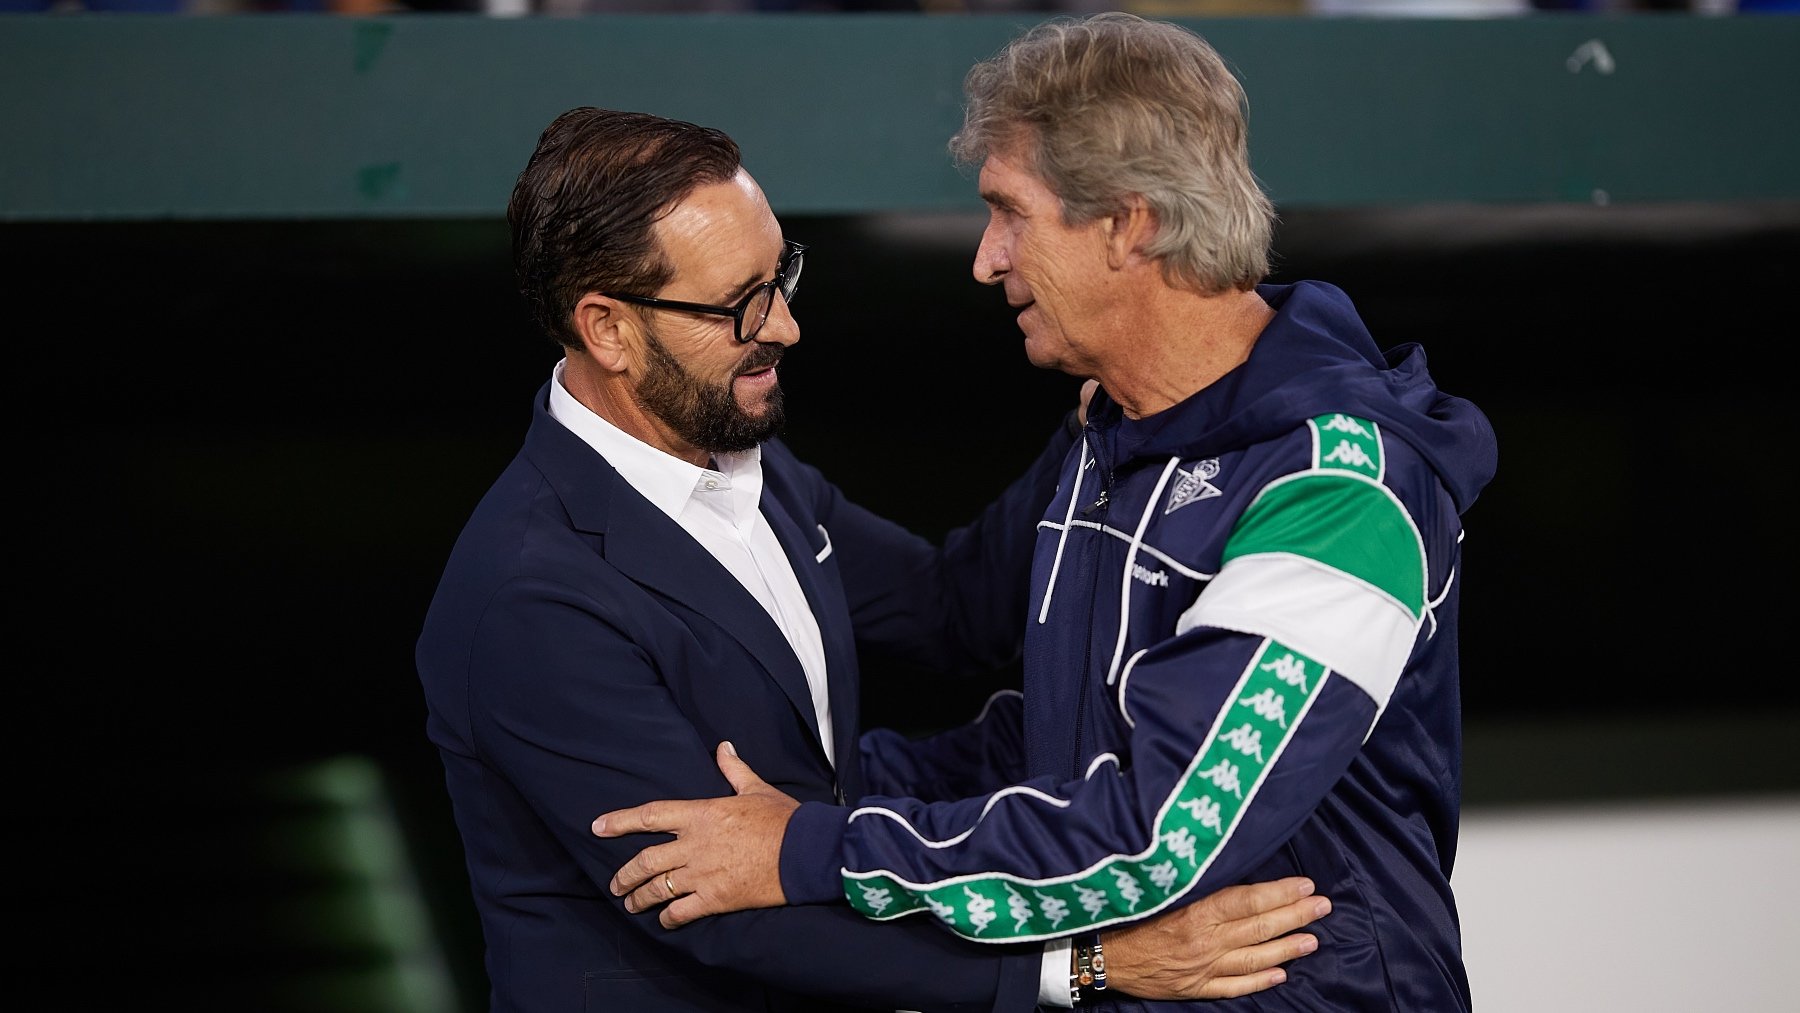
[1039,937,1074,1007]
[777,800,851,906]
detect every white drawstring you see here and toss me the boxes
[1037,440,1090,625]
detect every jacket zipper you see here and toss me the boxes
[1070,427,1115,777]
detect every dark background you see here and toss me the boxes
[10,200,1799,1008]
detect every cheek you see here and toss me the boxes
[1023,244,1071,300]
[704,351,740,383]
[647,323,728,377]
[1009,222,1033,260]
[672,319,728,355]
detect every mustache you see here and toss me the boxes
[735,344,785,376]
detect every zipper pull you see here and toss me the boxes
[1080,428,1110,515]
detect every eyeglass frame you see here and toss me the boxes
[598,240,806,344]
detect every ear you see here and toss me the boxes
[572,293,635,374]
[1102,194,1157,271]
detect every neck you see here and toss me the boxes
[560,353,709,468]
[1097,285,1272,420]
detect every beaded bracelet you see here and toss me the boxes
[1069,933,1108,1004]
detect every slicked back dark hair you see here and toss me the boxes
[508,107,742,349]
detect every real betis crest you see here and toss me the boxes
[1165,458,1222,514]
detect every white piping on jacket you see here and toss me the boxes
[1034,519,1215,583]
[1116,649,1149,727]
[843,749,1124,851]
[1424,563,1454,640]
[1037,439,1091,624]
[971,688,1024,725]
[847,785,1074,849]
[1106,458,1181,686]
[1420,529,1467,639]
[1083,752,1120,779]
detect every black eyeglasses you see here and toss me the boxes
[602,240,806,344]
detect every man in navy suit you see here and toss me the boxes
[414,106,1327,1013]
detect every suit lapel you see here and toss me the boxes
[608,497,827,750]
[761,490,861,784]
[525,397,825,750]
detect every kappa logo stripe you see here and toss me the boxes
[1311,413,1381,479]
[842,639,1329,941]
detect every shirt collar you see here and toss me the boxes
[546,359,762,523]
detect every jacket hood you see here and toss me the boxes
[1090,280,1497,514]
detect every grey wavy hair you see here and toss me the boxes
[949,12,1275,294]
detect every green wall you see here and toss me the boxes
[4,12,1798,220]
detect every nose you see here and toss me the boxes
[973,218,1008,286]
[757,288,800,347]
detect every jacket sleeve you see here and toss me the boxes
[858,690,1029,803]
[780,629,1379,942]
[779,439,1441,944]
[466,575,1043,1007]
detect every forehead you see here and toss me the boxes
[655,169,784,294]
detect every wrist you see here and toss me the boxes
[1069,932,1107,1004]
[777,801,850,905]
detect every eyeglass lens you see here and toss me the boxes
[741,246,804,342]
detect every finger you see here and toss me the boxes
[1209,876,1316,922]
[621,873,678,915]
[592,800,684,838]
[609,841,684,897]
[1210,931,1320,980]
[714,740,767,795]
[659,891,716,930]
[1219,894,1332,949]
[1197,967,1290,1001]
[591,808,632,837]
[597,797,714,838]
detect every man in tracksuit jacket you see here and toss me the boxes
[775,277,1499,1012]
[595,13,1498,1011]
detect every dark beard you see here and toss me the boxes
[636,328,785,454]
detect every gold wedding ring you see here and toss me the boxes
[664,872,676,897]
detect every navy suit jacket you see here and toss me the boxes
[416,381,1072,1012]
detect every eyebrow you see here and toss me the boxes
[718,246,785,304]
[979,189,1016,214]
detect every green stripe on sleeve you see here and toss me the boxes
[842,639,1328,941]
[1219,473,1425,617]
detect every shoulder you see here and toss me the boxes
[758,437,835,506]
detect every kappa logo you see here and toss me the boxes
[1165,458,1222,514]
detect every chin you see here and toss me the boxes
[1021,335,1062,373]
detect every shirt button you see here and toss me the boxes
[704,479,718,490]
